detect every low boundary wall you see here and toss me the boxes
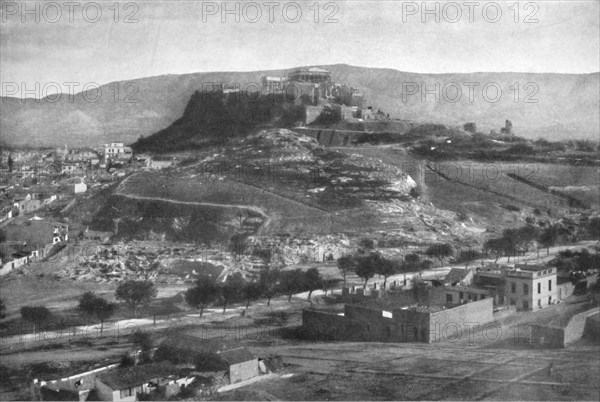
[530,307,600,348]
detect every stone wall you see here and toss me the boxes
[583,313,600,340]
[531,307,600,348]
[431,298,494,329]
[564,307,600,345]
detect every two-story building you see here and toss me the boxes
[104,143,133,163]
[505,265,558,310]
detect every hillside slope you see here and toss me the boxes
[2,65,598,147]
[78,129,485,245]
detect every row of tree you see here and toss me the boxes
[483,224,577,262]
[184,268,327,317]
[337,251,435,289]
[10,280,158,335]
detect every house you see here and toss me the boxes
[95,361,188,401]
[72,178,87,194]
[61,162,81,176]
[505,264,558,310]
[146,159,172,170]
[217,348,258,384]
[104,143,133,163]
[1,201,13,222]
[157,335,259,384]
[443,268,474,286]
[34,363,120,401]
[0,244,40,276]
[12,193,42,215]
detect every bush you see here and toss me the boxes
[358,238,376,249]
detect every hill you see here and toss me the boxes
[1,65,598,147]
[73,129,487,246]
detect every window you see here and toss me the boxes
[538,299,541,307]
[548,280,552,291]
[446,294,453,303]
[510,298,516,305]
[459,292,464,299]
[523,301,529,309]
[511,282,516,294]
[548,296,552,305]
[538,283,541,294]
[523,284,529,295]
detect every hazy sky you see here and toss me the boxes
[1,0,599,96]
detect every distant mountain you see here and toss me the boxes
[1,65,598,147]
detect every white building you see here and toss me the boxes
[104,143,133,162]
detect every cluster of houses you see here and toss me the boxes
[303,262,597,344]
[0,218,69,276]
[32,334,277,401]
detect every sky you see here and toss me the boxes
[1,0,599,96]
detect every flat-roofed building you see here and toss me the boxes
[506,264,558,310]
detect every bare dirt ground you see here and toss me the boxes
[240,339,600,401]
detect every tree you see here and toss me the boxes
[484,238,507,263]
[419,259,434,273]
[78,292,116,335]
[220,273,245,314]
[259,268,279,306]
[279,269,304,302]
[404,254,420,270]
[184,275,219,317]
[0,299,6,320]
[115,280,157,318]
[411,277,429,304]
[242,280,263,311]
[337,255,355,287]
[132,330,153,364]
[354,253,379,287]
[358,238,375,250]
[20,306,51,333]
[425,243,454,264]
[376,257,400,290]
[539,225,559,255]
[304,268,323,301]
[587,217,600,240]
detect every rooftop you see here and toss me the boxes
[218,347,256,365]
[444,268,472,284]
[96,361,177,390]
[514,264,548,272]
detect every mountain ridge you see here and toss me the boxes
[1,64,598,147]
